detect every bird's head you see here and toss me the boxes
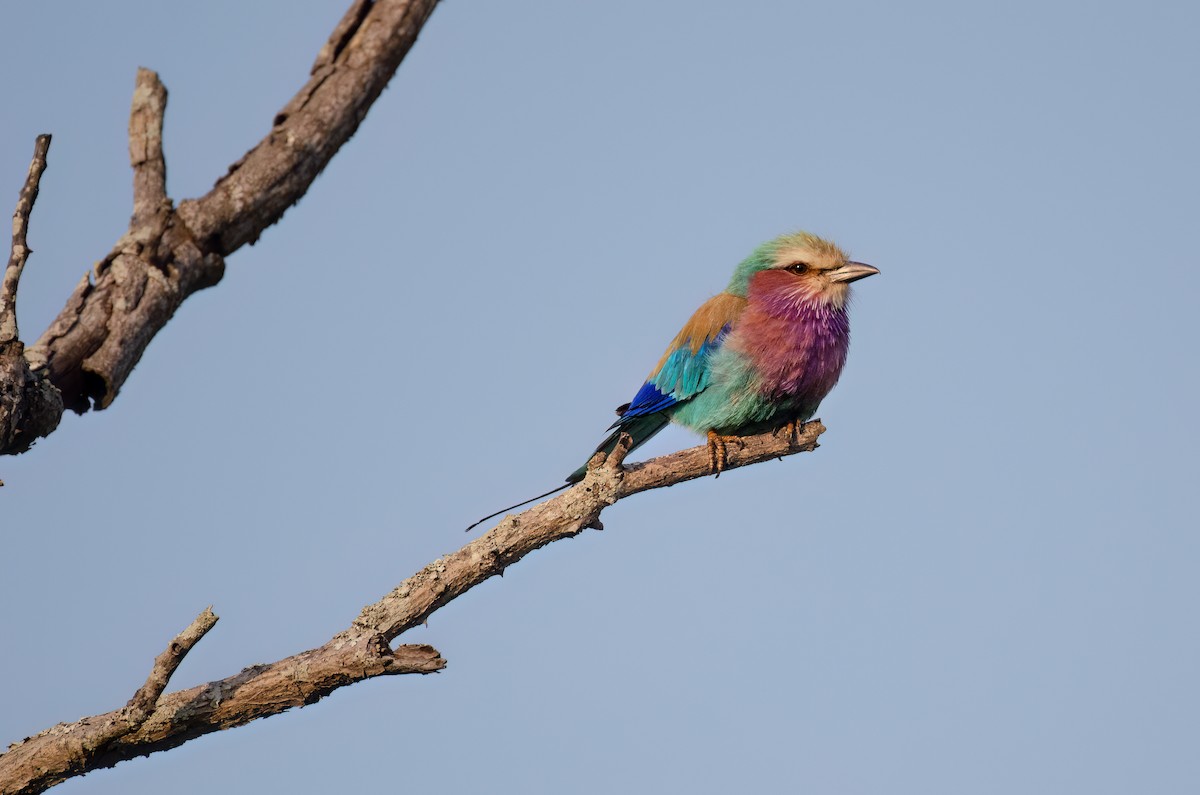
[727,231,878,310]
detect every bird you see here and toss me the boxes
[466,231,877,531]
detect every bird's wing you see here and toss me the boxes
[612,292,747,427]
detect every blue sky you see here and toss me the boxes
[2,1,1198,793]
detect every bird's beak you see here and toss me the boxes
[827,261,880,284]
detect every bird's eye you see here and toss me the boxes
[787,262,810,274]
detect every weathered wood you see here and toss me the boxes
[0,0,440,449]
[0,2,834,791]
[0,421,823,793]
[0,135,62,458]
[350,421,826,641]
[0,628,443,795]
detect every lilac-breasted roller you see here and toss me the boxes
[467,231,877,531]
[566,230,878,482]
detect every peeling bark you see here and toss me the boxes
[0,135,62,458]
[0,0,440,452]
[0,421,823,794]
[0,3,839,792]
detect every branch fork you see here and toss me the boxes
[1,416,823,793]
[0,1,834,791]
[0,135,63,458]
[2,0,440,453]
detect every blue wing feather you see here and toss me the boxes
[610,325,730,428]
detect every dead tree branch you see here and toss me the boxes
[128,68,169,228]
[125,608,219,717]
[0,3,832,792]
[1,136,50,345]
[0,135,63,459]
[0,421,823,794]
[0,0,440,455]
[353,421,826,641]
[0,609,223,795]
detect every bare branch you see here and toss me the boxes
[0,136,63,457]
[126,607,218,717]
[0,2,829,790]
[178,0,440,255]
[128,68,168,227]
[0,608,225,795]
[0,604,441,795]
[0,422,820,791]
[0,635,444,795]
[1,135,51,345]
[620,419,824,497]
[351,421,826,641]
[312,0,373,73]
[20,0,441,426]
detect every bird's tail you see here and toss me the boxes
[565,413,670,484]
[465,413,670,533]
[464,482,572,532]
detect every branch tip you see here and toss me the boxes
[129,68,169,225]
[2,134,52,345]
[391,643,447,673]
[607,431,635,468]
[126,607,219,717]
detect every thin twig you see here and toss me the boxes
[129,68,168,226]
[0,421,822,793]
[350,420,826,641]
[1,135,51,345]
[126,607,219,717]
[26,0,441,420]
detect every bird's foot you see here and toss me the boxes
[707,430,741,477]
[774,419,803,445]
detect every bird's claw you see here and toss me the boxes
[774,419,803,445]
[707,430,739,477]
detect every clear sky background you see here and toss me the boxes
[2,1,1198,793]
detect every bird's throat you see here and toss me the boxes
[733,276,851,402]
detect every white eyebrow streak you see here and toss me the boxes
[771,244,842,271]
[771,247,815,268]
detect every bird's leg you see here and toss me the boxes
[707,430,739,477]
[706,430,725,475]
[774,418,802,444]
